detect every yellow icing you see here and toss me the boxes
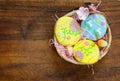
[55,17,81,46]
[96,19,100,23]
[73,40,100,64]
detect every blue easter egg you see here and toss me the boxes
[81,14,107,41]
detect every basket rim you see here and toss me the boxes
[54,11,112,65]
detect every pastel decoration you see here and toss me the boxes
[66,46,73,57]
[73,40,100,64]
[81,14,107,41]
[98,39,108,47]
[76,7,90,20]
[55,17,81,46]
[70,19,81,32]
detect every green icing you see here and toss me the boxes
[60,27,80,40]
[76,41,96,57]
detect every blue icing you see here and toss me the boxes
[58,32,63,37]
[81,14,107,40]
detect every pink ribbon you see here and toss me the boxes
[88,0,102,12]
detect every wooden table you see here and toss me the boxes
[0,0,119,81]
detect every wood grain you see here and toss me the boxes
[0,0,120,81]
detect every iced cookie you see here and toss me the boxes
[81,14,107,41]
[73,40,100,64]
[55,17,81,46]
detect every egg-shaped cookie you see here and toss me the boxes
[55,17,81,46]
[73,40,100,64]
[81,14,107,41]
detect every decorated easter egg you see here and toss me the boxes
[65,46,73,57]
[81,14,107,41]
[73,40,100,64]
[55,17,81,46]
[98,39,108,47]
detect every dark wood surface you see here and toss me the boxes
[0,0,120,81]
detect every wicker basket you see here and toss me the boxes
[54,10,112,65]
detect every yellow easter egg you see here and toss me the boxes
[54,17,81,46]
[73,40,100,64]
[98,39,108,47]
